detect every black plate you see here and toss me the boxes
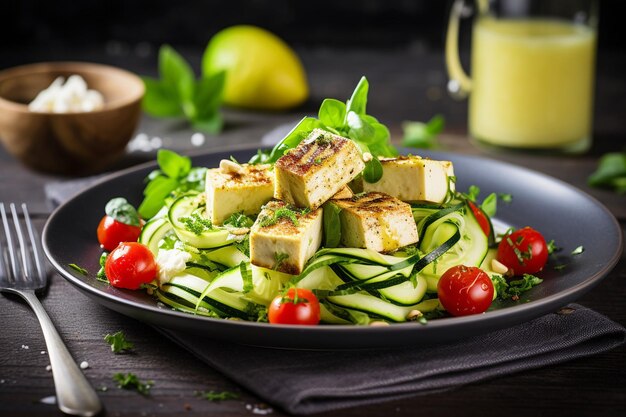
[42,148,623,349]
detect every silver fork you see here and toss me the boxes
[0,203,102,417]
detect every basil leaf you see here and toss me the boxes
[138,177,178,219]
[345,76,368,116]
[105,198,141,226]
[318,98,346,128]
[192,71,226,124]
[322,202,342,248]
[588,152,626,193]
[157,149,191,179]
[363,157,383,183]
[346,111,375,143]
[480,193,497,217]
[401,115,445,149]
[141,77,183,117]
[160,44,194,102]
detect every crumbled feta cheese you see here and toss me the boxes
[156,249,192,285]
[28,75,104,113]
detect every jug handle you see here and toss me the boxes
[445,0,476,99]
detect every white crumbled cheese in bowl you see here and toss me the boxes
[156,249,192,285]
[28,75,105,113]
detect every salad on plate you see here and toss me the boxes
[94,77,550,326]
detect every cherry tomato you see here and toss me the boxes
[104,242,157,290]
[437,265,494,316]
[97,215,143,251]
[268,288,321,325]
[468,201,491,237]
[497,227,548,275]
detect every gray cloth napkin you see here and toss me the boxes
[45,180,626,415]
[156,305,625,415]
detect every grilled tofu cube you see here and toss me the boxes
[205,161,274,225]
[333,192,418,253]
[274,129,365,209]
[250,201,323,275]
[362,156,455,204]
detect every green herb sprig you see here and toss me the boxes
[401,115,445,149]
[113,372,153,395]
[104,331,134,354]
[249,76,397,183]
[195,390,239,402]
[588,151,626,193]
[142,45,226,133]
[138,149,207,219]
[104,198,141,226]
[492,274,543,300]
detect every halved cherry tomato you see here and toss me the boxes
[437,265,494,316]
[104,242,157,290]
[468,201,491,237]
[97,215,143,251]
[497,227,548,275]
[268,288,321,325]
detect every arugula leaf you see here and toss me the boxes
[142,45,225,133]
[401,115,445,149]
[113,372,153,395]
[105,198,140,226]
[322,202,342,248]
[104,331,134,353]
[588,152,626,193]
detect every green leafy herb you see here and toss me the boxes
[223,212,254,228]
[249,76,398,169]
[96,252,108,282]
[104,331,134,353]
[322,202,342,248]
[571,245,585,256]
[588,152,626,193]
[179,213,213,235]
[113,372,153,395]
[69,263,88,275]
[492,274,543,300]
[363,156,383,183]
[195,390,239,402]
[233,235,250,258]
[273,252,290,271]
[498,193,513,203]
[259,207,301,227]
[142,45,225,133]
[464,185,480,202]
[105,198,140,227]
[480,193,497,217]
[138,149,207,219]
[401,115,445,149]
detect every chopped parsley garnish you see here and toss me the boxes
[273,252,290,270]
[194,390,239,402]
[96,252,108,282]
[547,239,560,255]
[179,213,213,235]
[104,331,134,353]
[498,193,513,203]
[68,263,88,275]
[492,274,543,300]
[315,133,333,146]
[233,235,250,258]
[113,372,153,395]
[259,207,307,228]
[223,212,254,228]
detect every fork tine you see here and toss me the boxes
[0,203,19,282]
[10,203,30,283]
[22,203,46,286]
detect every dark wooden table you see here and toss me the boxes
[1,49,625,417]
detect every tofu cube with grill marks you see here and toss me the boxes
[274,129,365,209]
[333,192,418,253]
[362,156,455,204]
[250,201,323,275]
[205,163,274,225]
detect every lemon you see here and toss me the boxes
[202,25,308,110]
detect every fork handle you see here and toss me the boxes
[22,291,103,417]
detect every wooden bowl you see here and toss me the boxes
[0,62,144,175]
